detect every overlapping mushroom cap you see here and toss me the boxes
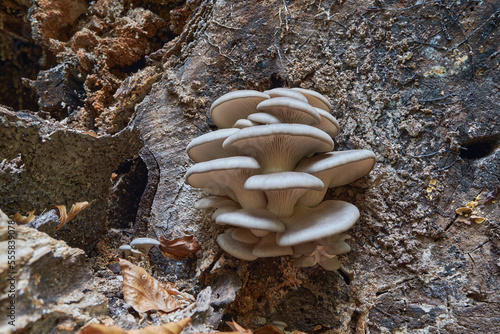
[186,88,376,270]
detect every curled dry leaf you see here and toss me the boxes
[159,235,202,260]
[227,321,253,334]
[119,258,180,313]
[78,318,191,334]
[51,201,91,230]
[12,210,36,224]
[255,325,284,334]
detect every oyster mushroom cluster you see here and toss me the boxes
[186,88,375,270]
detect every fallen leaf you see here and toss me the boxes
[119,258,180,313]
[78,324,126,334]
[51,201,91,230]
[255,325,283,334]
[12,210,36,224]
[128,317,191,334]
[290,331,307,334]
[159,235,202,260]
[227,321,253,334]
[77,318,191,334]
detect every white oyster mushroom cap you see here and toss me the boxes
[247,112,281,124]
[194,195,239,209]
[292,88,332,111]
[223,123,334,173]
[130,238,161,254]
[231,228,260,244]
[217,232,258,261]
[131,248,144,260]
[295,150,376,207]
[215,208,285,232]
[292,242,317,256]
[278,200,360,246]
[263,88,309,102]
[186,128,240,162]
[256,97,321,125]
[244,172,325,218]
[212,205,240,220]
[232,119,260,128]
[210,90,270,128]
[185,156,266,209]
[119,245,132,258]
[252,234,294,257]
[318,255,341,271]
[314,107,340,137]
[293,255,317,267]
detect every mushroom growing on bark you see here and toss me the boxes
[186,88,375,270]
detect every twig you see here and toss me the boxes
[382,0,442,11]
[209,20,241,30]
[433,158,460,173]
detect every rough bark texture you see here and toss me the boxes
[0,0,499,333]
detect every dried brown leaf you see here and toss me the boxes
[12,210,36,224]
[51,201,91,230]
[290,331,307,334]
[159,235,202,260]
[78,324,126,334]
[128,317,191,334]
[77,318,191,334]
[119,258,180,313]
[255,325,283,334]
[227,321,253,334]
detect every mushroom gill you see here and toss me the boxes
[186,88,375,271]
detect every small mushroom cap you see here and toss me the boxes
[247,112,281,124]
[293,255,317,267]
[318,255,341,271]
[215,208,285,232]
[263,88,309,102]
[252,234,293,257]
[195,196,239,209]
[119,245,132,257]
[185,156,266,209]
[210,90,270,128]
[295,150,376,207]
[231,228,260,244]
[278,200,360,246]
[130,238,161,254]
[292,88,332,111]
[232,119,260,128]
[292,242,317,256]
[131,248,144,260]
[217,232,258,260]
[256,97,321,125]
[187,128,240,162]
[223,123,334,173]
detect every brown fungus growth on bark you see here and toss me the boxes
[186,88,376,270]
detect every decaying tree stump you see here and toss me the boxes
[0,0,498,333]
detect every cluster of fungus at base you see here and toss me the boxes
[119,238,160,261]
[186,88,375,270]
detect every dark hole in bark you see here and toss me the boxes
[459,134,499,159]
[269,73,286,89]
[108,156,148,229]
[338,268,351,285]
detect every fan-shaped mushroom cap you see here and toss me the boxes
[295,150,376,207]
[223,124,334,173]
[195,195,238,209]
[292,88,332,111]
[231,228,260,244]
[263,88,309,102]
[294,255,316,267]
[252,234,293,257]
[314,108,340,137]
[217,232,258,261]
[210,90,270,128]
[233,119,260,128]
[256,97,321,125]
[185,156,267,209]
[292,242,317,256]
[130,238,160,254]
[245,172,325,218]
[215,208,285,232]
[247,112,281,124]
[318,255,341,271]
[119,245,132,258]
[187,128,240,162]
[278,200,360,246]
